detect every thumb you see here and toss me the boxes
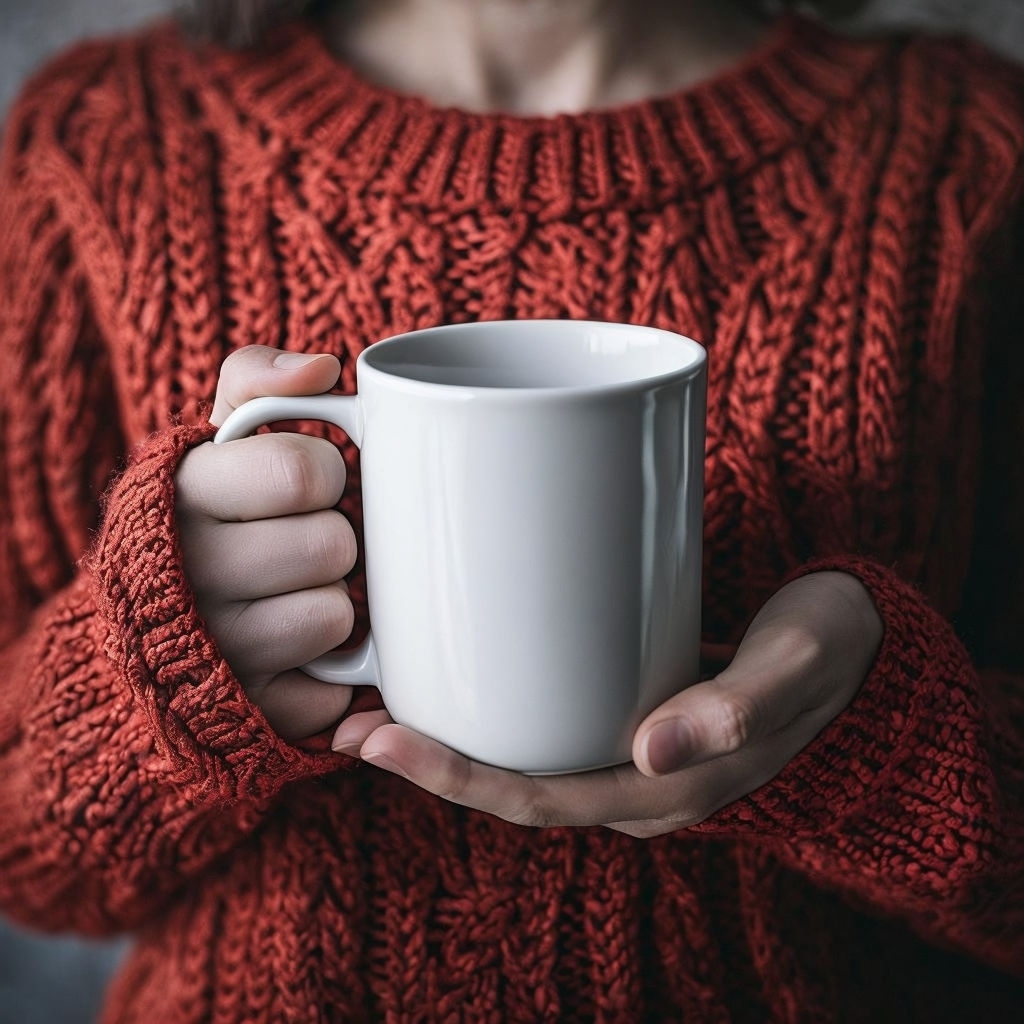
[210,346,341,427]
[632,572,879,777]
[632,628,829,778]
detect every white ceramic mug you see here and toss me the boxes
[214,320,707,773]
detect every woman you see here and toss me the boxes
[0,0,1021,1019]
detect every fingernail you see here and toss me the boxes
[273,351,328,368]
[331,741,362,757]
[331,721,365,755]
[362,752,409,779]
[644,719,693,775]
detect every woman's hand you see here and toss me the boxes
[332,571,883,836]
[175,346,359,741]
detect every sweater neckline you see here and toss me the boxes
[204,15,891,215]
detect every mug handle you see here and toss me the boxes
[213,394,382,689]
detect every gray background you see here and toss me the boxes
[0,1,1021,1023]
[4,0,1024,113]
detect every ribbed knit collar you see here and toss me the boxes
[202,14,891,216]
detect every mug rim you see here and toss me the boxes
[357,319,707,401]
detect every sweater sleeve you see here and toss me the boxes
[0,71,345,937]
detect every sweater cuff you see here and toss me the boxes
[88,424,342,807]
[693,556,983,838]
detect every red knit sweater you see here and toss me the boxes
[1,14,1022,1022]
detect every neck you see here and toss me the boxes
[322,0,770,115]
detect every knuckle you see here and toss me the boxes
[308,586,355,645]
[434,758,474,805]
[715,692,759,753]
[251,591,352,661]
[220,346,251,374]
[308,513,358,577]
[504,802,554,829]
[504,784,558,829]
[264,437,334,507]
[766,620,827,676]
[217,347,261,399]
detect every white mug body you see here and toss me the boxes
[355,321,706,773]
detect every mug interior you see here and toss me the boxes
[362,320,704,391]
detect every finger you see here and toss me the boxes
[633,617,841,777]
[183,510,357,600]
[632,676,803,779]
[253,669,355,742]
[176,432,347,521]
[330,709,395,756]
[358,708,842,834]
[210,347,341,427]
[208,584,355,682]
[358,725,680,829]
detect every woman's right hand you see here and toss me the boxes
[174,346,358,741]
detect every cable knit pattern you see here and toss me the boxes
[0,14,1022,1021]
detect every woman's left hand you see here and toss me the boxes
[331,571,883,837]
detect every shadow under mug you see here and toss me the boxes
[215,319,707,774]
